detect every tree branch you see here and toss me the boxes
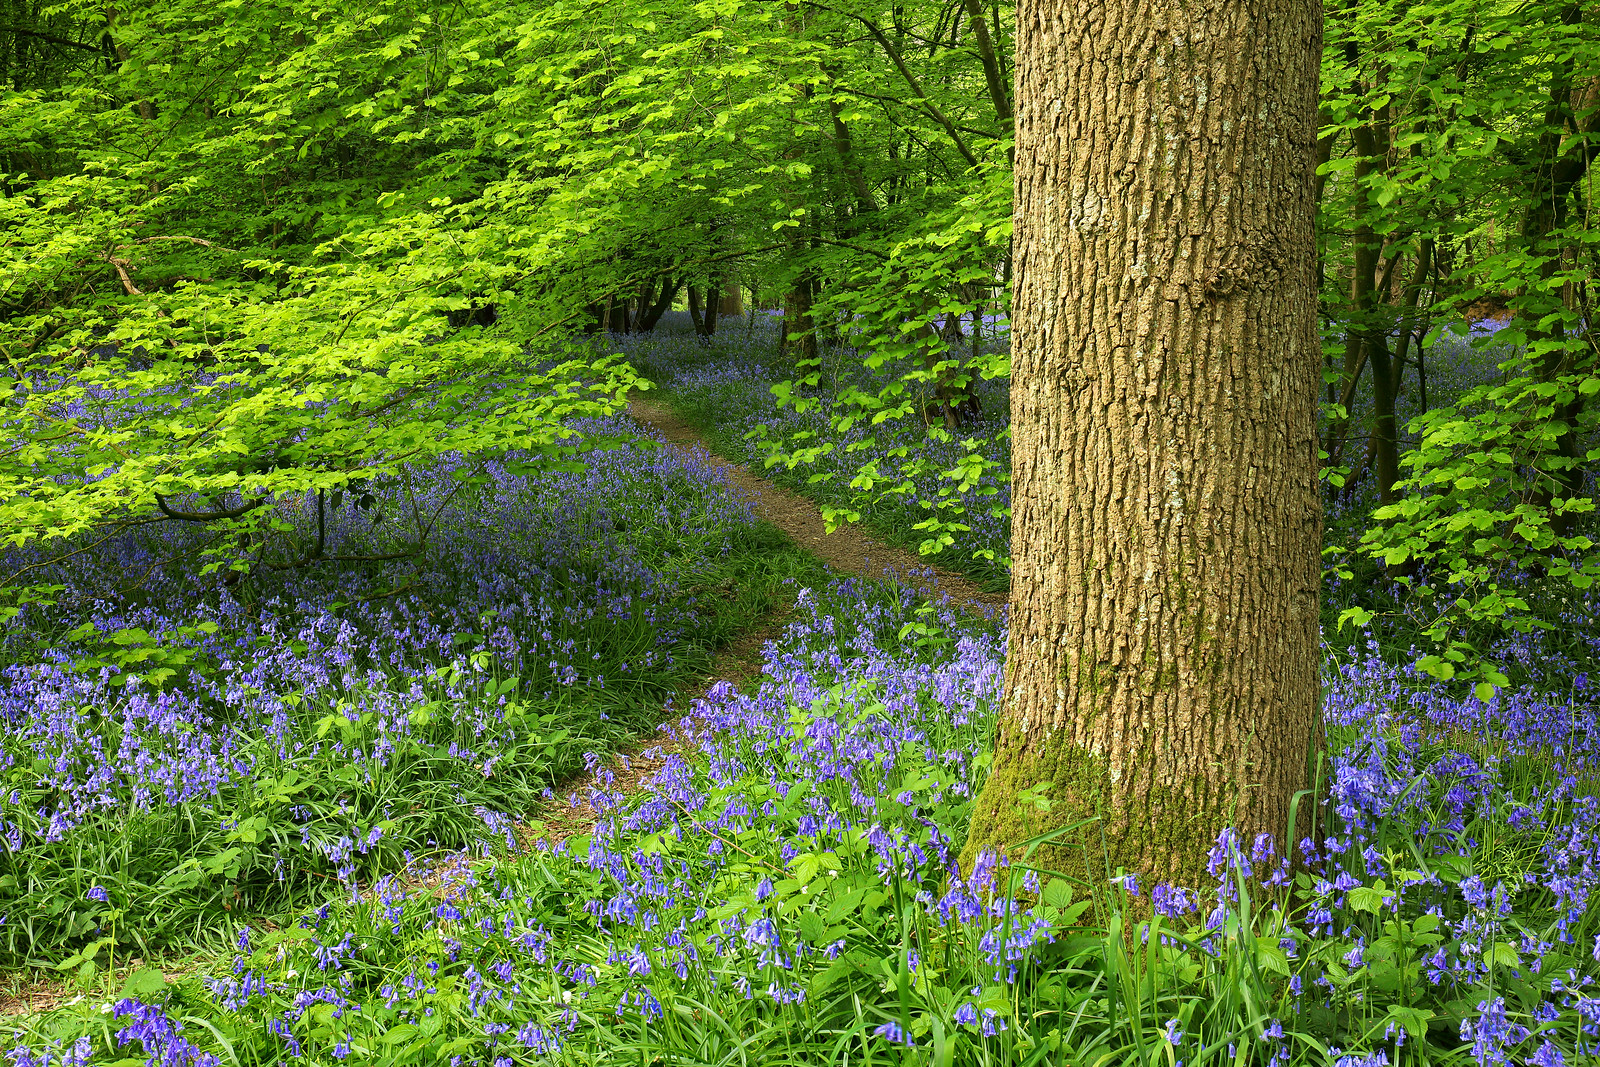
[962,0,1012,127]
[840,88,1001,140]
[0,26,98,51]
[153,493,265,522]
[805,3,980,168]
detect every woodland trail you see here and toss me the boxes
[522,395,1007,847]
[626,394,1008,615]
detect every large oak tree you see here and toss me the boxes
[961,0,1325,886]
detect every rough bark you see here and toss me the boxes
[960,0,1323,888]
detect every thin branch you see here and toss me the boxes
[810,236,891,261]
[117,235,239,253]
[2,515,167,588]
[106,256,141,295]
[838,87,1002,141]
[153,493,266,522]
[0,26,98,51]
[344,579,419,604]
[805,3,979,168]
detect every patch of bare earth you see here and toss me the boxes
[0,980,69,1020]
[520,604,792,851]
[0,957,172,1020]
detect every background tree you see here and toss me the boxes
[958,0,1324,883]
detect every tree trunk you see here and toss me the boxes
[1349,114,1401,507]
[1389,241,1434,402]
[636,274,679,332]
[703,275,721,336]
[961,0,1324,888]
[824,85,881,223]
[686,284,707,340]
[963,0,1012,129]
[780,277,818,366]
[634,280,654,327]
[1523,46,1599,540]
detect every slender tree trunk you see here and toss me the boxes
[1523,47,1599,539]
[1389,241,1434,396]
[1322,86,1395,494]
[961,0,1323,887]
[1323,339,1367,471]
[632,287,645,325]
[824,85,881,223]
[1349,114,1401,507]
[704,275,721,336]
[780,276,818,366]
[104,8,154,123]
[686,284,707,341]
[963,0,1012,129]
[1366,335,1400,504]
[636,274,679,332]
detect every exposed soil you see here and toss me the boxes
[628,394,1007,615]
[1461,295,1515,324]
[0,981,76,1020]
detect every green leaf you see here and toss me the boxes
[1489,942,1522,969]
[1345,885,1389,914]
[120,967,168,998]
[1386,1004,1431,1039]
[381,1025,420,1046]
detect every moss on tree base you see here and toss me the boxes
[957,719,1239,891]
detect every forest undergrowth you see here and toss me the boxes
[0,413,815,980]
[6,321,1600,1066]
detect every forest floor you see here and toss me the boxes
[518,393,1006,850]
[0,395,1001,1019]
[626,395,1006,613]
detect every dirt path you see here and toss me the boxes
[628,395,1007,615]
[522,397,1007,849]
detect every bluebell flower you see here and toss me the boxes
[873,1020,913,1047]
